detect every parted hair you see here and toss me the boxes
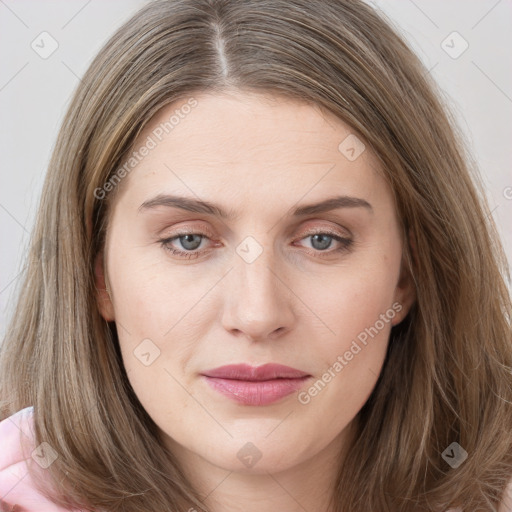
[1,0,511,510]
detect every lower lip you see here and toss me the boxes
[202,376,311,406]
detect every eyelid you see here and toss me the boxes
[159,223,215,239]
[299,225,351,239]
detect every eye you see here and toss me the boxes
[158,228,353,260]
[159,232,212,259]
[294,230,353,257]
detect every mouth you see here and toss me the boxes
[201,363,312,406]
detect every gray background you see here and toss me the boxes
[1,0,511,339]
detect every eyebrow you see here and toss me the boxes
[138,194,373,220]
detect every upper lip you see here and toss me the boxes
[201,363,310,381]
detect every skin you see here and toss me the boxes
[95,90,416,512]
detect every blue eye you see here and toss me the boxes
[294,231,353,258]
[301,233,350,251]
[159,230,353,260]
[159,233,208,259]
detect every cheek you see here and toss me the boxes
[295,248,400,410]
[107,243,192,334]
[300,248,400,347]
[106,247,215,409]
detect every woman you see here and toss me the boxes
[1,0,511,510]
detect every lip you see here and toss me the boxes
[201,363,311,406]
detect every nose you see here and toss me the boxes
[221,241,296,342]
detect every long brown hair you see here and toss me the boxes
[1,1,511,510]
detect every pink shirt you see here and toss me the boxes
[1,407,511,511]
[0,406,85,511]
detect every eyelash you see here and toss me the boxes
[158,228,353,260]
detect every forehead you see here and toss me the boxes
[113,90,389,213]
[139,90,366,162]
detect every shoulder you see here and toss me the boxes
[0,407,78,511]
[0,406,34,469]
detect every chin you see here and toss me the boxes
[201,436,309,474]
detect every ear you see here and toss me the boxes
[94,250,115,321]
[391,229,417,326]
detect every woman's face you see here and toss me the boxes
[96,90,415,476]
